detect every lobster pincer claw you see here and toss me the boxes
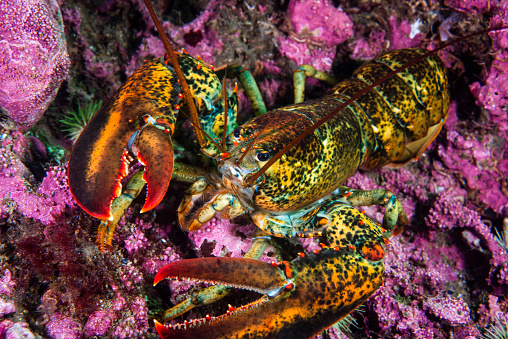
[68,58,181,220]
[154,248,384,339]
[130,126,174,213]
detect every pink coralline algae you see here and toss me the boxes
[0,0,70,129]
[0,299,15,318]
[436,108,508,215]
[189,218,264,258]
[278,0,353,70]
[461,3,508,136]
[0,149,76,224]
[426,191,508,283]
[470,51,508,135]
[83,310,113,337]
[423,296,471,326]
[5,322,35,339]
[45,314,82,339]
[286,0,353,49]
[350,16,422,60]
[111,297,149,339]
[125,1,223,76]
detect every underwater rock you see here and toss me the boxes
[0,0,70,129]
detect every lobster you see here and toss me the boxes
[150,47,448,338]
[66,1,502,338]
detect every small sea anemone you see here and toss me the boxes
[59,100,102,142]
[331,311,360,336]
[484,318,508,339]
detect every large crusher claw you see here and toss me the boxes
[154,248,384,339]
[68,58,181,220]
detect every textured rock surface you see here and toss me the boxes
[0,0,70,129]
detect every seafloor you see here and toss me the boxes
[0,0,507,338]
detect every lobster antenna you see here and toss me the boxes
[245,26,508,186]
[221,70,229,149]
[142,0,207,148]
[236,118,302,165]
[174,104,226,153]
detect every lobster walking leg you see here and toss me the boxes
[224,65,267,116]
[96,163,208,252]
[249,187,408,240]
[293,64,338,103]
[339,186,409,234]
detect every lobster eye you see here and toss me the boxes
[256,151,271,162]
[233,127,242,139]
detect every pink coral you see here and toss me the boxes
[0,0,70,129]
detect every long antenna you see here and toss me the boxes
[142,0,206,148]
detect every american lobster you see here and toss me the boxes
[67,1,499,338]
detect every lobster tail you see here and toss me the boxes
[336,48,450,169]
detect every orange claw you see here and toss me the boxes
[154,248,384,339]
[68,59,181,220]
[130,126,174,213]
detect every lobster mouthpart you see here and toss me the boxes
[68,59,181,219]
[154,248,384,339]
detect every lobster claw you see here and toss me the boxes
[131,126,174,213]
[154,248,384,339]
[68,58,181,220]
